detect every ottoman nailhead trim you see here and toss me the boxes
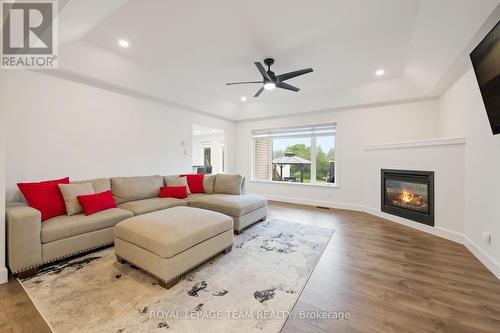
[163,248,230,284]
[121,246,230,285]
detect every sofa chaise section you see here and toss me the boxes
[188,194,268,233]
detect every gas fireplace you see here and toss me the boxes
[381,169,434,226]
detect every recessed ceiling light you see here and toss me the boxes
[375,69,385,76]
[118,39,129,48]
[264,82,276,90]
[240,96,247,102]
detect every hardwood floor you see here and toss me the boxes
[0,276,51,332]
[273,202,500,333]
[0,201,499,332]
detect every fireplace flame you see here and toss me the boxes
[400,190,414,203]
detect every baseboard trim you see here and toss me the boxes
[265,194,364,212]
[360,206,465,244]
[0,266,8,284]
[265,194,463,243]
[463,236,500,280]
[262,194,500,279]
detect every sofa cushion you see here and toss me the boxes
[41,208,133,243]
[114,206,233,259]
[214,174,244,195]
[188,194,267,217]
[183,193,212,203]
[203,175,216,194]
[73,178,111,193]
[164,176,191,194]
[118,197,187,216]
[110,176,164,204]
[59,183,95,215]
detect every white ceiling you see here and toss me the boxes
[56,0,500,121]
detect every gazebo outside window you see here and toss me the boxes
[272,153,311,183]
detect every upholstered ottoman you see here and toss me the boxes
[114,206,233,288]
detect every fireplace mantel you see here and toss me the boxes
[364,137,465,151]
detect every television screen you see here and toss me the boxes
[470,20,500,135]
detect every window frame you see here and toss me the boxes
[252,124,337,186]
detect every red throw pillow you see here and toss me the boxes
[17,177,70,222]
[180,174,204,193]
[77,190,117,216]
[160,186,188,199]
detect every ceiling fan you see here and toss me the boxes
[226,58,313,97]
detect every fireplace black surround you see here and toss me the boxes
[381,169,434,226]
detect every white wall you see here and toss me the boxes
[235,100,466,236]
[4,70,235,201]
[439,68,500,276]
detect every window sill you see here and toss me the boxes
[249,179,340,189]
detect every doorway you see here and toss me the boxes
[192,125,225,174]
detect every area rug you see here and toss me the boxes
[19,218,334,333]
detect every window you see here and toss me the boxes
[253,124,336,185]
[315,135,335,183]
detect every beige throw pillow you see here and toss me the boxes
[59,183,95,215]
[214,174,243,195]
[164,176,191,194]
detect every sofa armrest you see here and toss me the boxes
[6,203,42,273]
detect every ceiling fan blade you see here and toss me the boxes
[254,62,271,80]
[254,86,264,97]
[277,68,313,81]
[225,81,262,85]
[276,82,300,92]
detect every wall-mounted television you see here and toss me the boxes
[470,20,500,135]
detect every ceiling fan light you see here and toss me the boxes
[118,39,129,48]
[264,82,276,90]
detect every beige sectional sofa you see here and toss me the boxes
[6,174,267,276]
